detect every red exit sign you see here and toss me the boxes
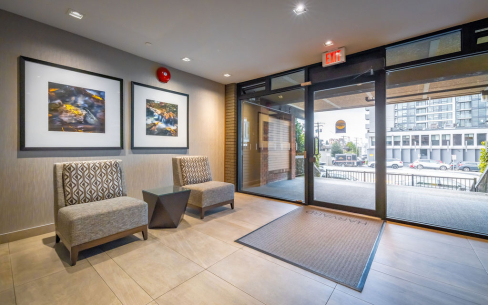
[322,47,346,67]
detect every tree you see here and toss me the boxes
[480,141,487,175]
[295,120,305,153]
[331,141,343,157]
[345,141,358,155]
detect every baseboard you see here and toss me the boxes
[0,223,55,244]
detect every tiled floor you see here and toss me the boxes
[1,192,488,305]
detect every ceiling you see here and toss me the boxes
[1,0,487,85]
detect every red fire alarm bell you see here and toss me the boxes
[156,67,171,83]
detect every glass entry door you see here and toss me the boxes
[308,77,380,216]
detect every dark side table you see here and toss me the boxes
[142,186,191,229]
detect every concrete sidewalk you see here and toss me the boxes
[243,177,488,235]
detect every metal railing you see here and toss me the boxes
[321,169,477,192]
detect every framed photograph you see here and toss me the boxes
[20,56,123,150]
[131,82,189,149]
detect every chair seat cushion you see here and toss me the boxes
[57,196,148,247]
[183,181,234,208]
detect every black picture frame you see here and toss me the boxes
[131,81,189,149]
[19,56,124,151]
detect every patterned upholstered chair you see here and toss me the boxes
[53,160,148,265]
[172,156,234,219]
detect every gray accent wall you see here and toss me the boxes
[0,10,225,236]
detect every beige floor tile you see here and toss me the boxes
[0,244,8,257]
[99,233,159,259]
[218,207,281,227]
[149,216,203,239]
[8,233,56,255]
[242,247,337,288]
[0,288,16,305]
[337,269,474,305]
[208,250,333,305]
[380,230,484,269]
[468,237,488,251]
[384,223,471,248]
[88,248,153,305]
[109,241,203,299]
[326,290,372,305]
[10,240,85,286]
[374,243,488,296]
[474,249,488,272]
[372,261,488,305]
[158,228,239,268]
[147,302,158,305]
[155,271,263,305]
[0,255,13,292]
[192,218,259,247]
[15,261,120,305]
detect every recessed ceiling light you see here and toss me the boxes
[324,40,334,46]
[224,74,231,77]
[67,9,83,19]
[145,42,152,46]
[182,57,191,62]
[278,95,283,99]
[293,4,307,15]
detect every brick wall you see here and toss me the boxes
[224,84,237,189]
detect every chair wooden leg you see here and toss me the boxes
[55,234,60,243]
[142,226,148,240]
[70,247,79,266]
[230,201,234,209]
[200,208,205,219]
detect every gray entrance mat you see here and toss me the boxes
[236,206,384,291]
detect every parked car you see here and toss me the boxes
[412,159,448,170]
[457,161,480,172]
[369,158,403,169]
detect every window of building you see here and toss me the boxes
[411,135,419,146]
[478,133,487,145]
[386,136,392,146]
[431,135,440,146]
[394,136,401,146]
[386,30,461,66]
[442,134,451,146]
[370,137,375,147]
[465,134,474,146]
[402,135,410,145]
[453,134,462,145]
[271,70,305,90]
[421,135,429,146]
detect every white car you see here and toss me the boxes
[412,159,448,170]
[369,158,404,169]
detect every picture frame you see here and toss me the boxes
[20,56,124,150]
[131,82,189,149]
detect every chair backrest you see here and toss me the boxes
[172,156,212,186]
[53,160,127,228]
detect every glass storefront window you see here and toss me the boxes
[411,135,419,146]
[465,134,474,146]
[442,134,451,145]
[271,70,305,90]
[386,136,392,146]
[386,30,461,66]
[431,135,440,146]
[421,135,429,146]
[478,133,487,145]
[402,135,410,145]
[453,134,462,145]
[394,136,401,146]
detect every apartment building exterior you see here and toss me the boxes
[366,94,488,163]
